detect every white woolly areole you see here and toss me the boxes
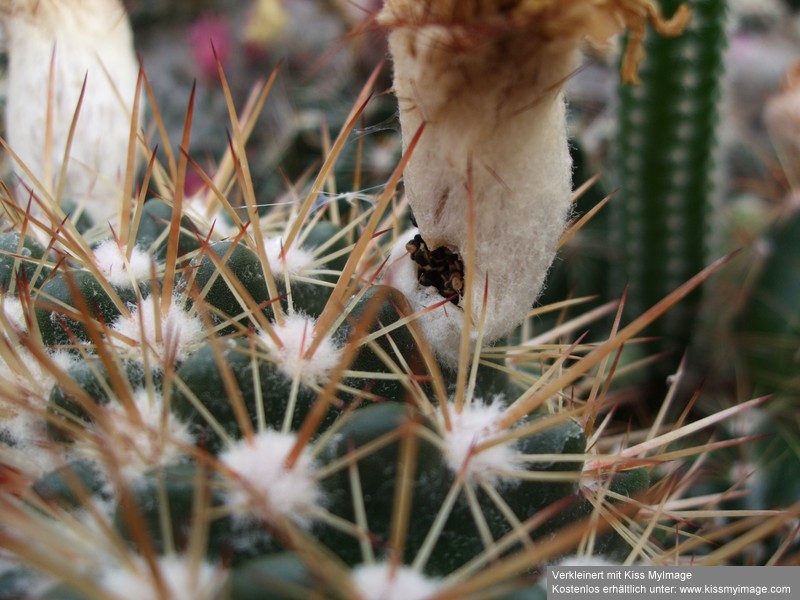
[439,400,519,487]
[263,236,316,278]
[382,14,574,363]
[93,388,194,482]
[259,313,342,384]
[0,350,76,478]
[220,429,321,526]
[1,296,27,332]
[111,296,203,362]
[101,555,226,600]
[92,240,152,288]
[352,563,440,600]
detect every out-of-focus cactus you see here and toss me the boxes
[735,209,800,394]
[731,206,800,512]
[720,58,800,519]
[611,0,727,370]
[0,0,141,229]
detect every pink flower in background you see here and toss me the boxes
[187,15,233,81]
[184,169,207,197]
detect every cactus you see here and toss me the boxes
[611,0,727,369]
[0,0,141,229]
[0,1,791,598]
[730,204,800,516]
[722,58,800,523]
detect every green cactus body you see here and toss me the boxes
[229,552,332,600]
[187,221,346,329]
[113,463,278,562]
[316,402,448,570]
[734,208,800,510]
[60,199,95,235]
[423,416,586,576]
[444,356,515,404]
[338,285,425,402]
[613,0,727,363]
[46,358,160,441]
[316,402,587,577]
[296,219,349,279]
[263,219,350,316]
[0,569,39,600]
[735,208,800,392]
[187,241,271,328]
[34,269,137,348]
[562,467,651,560]
[134,198,201,261]
[32,459,110,509]
[0,231,50,292]
[38,586,90,600]
[172,340,325,454]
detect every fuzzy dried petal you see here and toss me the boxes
[379,0,692,83]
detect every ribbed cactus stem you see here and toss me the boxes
[613,0,727,358]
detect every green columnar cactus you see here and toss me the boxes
[732,207,800,510]
[612,0,727,366]
[0,1,777,598]
[735,209,800,395]
[739,70,800,518]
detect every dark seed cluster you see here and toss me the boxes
[406,234,464,305]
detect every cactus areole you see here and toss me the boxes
[379,0,690,366]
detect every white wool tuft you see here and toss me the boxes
[0,347,76,479]
[438,399,519,487]
[94,388,193,482]
[352,563,440,600]
[92,240,152,288]
[1,296,27,332]
[101,555,226,600]
[111,296,203,363]
[263,236,316,278]
[220,429,321,526]
[259,313,342,384]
